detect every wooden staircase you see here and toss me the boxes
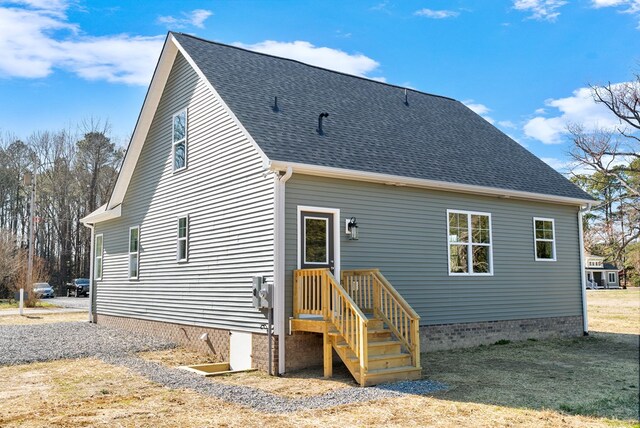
[292,269,422,386]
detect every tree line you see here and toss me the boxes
[569,74,640,287]
[0,122,123,297]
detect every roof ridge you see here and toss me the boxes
[171,31,459,103]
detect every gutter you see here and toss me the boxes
[578,204,592,335]
[86,223,97,323]
[274,166,292,375]
[268,161,595,207]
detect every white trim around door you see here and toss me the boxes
[296,205,341,279]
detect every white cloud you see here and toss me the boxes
[157,9,213,29]
[463,100,495,124]
[591,0,640,28]
[513,0,567,21]
[498,120,517,129]
[414,8,460,18]
[0,1,163,85]
[234,40,381,78]
[541,157,570,171]
[523,86,621,144]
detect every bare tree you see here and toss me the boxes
[569,73,640,285]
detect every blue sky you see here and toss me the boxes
[0,0,638,173]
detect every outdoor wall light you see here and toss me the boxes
[346,217,359,240]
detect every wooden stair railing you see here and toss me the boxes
[294,269,369,381]
[342,269,421,368]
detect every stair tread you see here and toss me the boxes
[347,352,410,362]
[334,338,400,349]
[328,327,390,335]
[366,366,422,376]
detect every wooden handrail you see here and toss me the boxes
[342,269,421,368]
[294,269,369,378]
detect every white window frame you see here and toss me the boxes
[446,209,494,276]
[533,217,556,262]
[608,272,616,283]
[94,234,103,281]
[129,226,140,280]
[177,215,189,263]
[172,109,187,172]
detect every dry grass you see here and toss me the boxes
[0,289,638,427]
[0,300,59,310]
[587,289,640,338]
[0,312,87,325]
[0,358,629,428]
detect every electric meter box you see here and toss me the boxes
[252,276,271,309]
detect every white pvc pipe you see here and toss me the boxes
[19,288,24,316]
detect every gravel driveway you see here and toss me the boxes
[0,322,447,412]
[53,296,90,310]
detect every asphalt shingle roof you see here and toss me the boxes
[173,33,593,201]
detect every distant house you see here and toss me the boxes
[585,255,619,289]
[82,32,595,385]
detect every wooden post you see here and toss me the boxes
[412,319,421,368]
[373,277,381,317]
[323,322,333,378]
[19,288,24,316]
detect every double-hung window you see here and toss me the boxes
[533,217,556,261]
[177,216,189,262]
[129,226,140,279]
[94,234,103,280]
[172,109,187,171]
[447,210,493,275]
[608,272,616,283]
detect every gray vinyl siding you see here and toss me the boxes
[285,174,583,325]
[95,53,275,332]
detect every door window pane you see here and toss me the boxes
[305,218,328,263]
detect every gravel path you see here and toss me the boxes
[0,322,175,366]
[102,354,448,413]
[0,322,447,412]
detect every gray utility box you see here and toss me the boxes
[252,276,272,309]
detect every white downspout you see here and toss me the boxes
[87,223,96,323]
[578,204,592,335]
[274,166,292,375]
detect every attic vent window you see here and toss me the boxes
[317,112,329,135]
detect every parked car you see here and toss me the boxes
[33,283,55,299]
[66,278,90,297]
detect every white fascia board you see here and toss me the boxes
[268,160,595,207]
[170,34,270,170]
[81,204,121,225]
[107,35,178,209]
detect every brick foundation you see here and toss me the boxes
[284,332,324,371]
[421,315,584,351]
[97,314,279,373]
[97,313,584,373]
